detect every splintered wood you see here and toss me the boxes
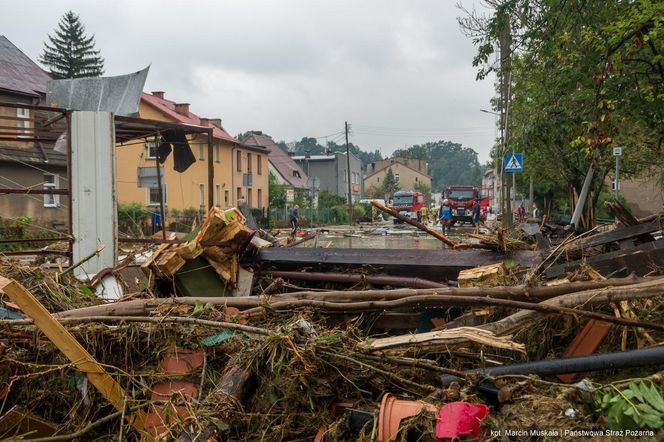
[363,326,525,353]
[142,208,257,287]
[458,262,509,288]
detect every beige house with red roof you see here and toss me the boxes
[364,157,432,196]
[116,91,269,215]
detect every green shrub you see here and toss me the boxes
[117,202,150,235]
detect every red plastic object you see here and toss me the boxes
[150,380,198,401]
[557,320,612,383]
[435,402,489,439]
[378,393,436,441]
[160,347,205,374]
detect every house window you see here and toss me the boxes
[236,151,242,171]
[198,145,205,160]
[43,174,59,207]
[395,173,400,182]
[257,189,262,208]
[415,177,418,182]
[236,187,242,201]
[146,142,157,159]
[247,188,252,207]
[17,108,30,137]
[214,145,221,162]
[224,190,229,206]
[199,183,205,207]
[247,153,252,172]
[215,184,221,207]
[148,184,167,206]
[377,177,380,183]
[257,156,262,175]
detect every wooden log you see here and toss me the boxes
[362,326,525,352]
[267,270,446,289]
[48,275,653,320]
[0,277,146,433]
[457,262,508,288]
[370,200,463,248]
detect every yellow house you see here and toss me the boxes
[364,157,432,196]
[116,91,269,218]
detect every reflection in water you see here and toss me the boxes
[328,235,446,250]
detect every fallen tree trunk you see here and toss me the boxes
[0,315,271,335]
[267,270,446,289]
[244,290,664,331]
[37,275,655,319]
[481,278,664,336]
[370,201,472,248]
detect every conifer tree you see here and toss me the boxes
[39,11,104,79]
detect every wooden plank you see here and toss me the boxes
[564,222,658,254]
[0,277,146,433]
[253,248,542,281]
[546,240,664,279]
[557,320,613,383]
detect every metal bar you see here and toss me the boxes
[0,237,70,244]
[0,250,70,256]
[207,128,214,210]
[154,133,167,241]
[0,136,59,142]
[571,158,596,229]
[0,188,70,195]
[66,111,73,264]
[0,101,68,113]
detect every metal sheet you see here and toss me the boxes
[71,112,117,278]
[46,66,149,117]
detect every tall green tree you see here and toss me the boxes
[39,11,104,79]
[381,168,400,199]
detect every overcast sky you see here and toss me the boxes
[2,0,498,162]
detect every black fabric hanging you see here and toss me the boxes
[157,129,196,173]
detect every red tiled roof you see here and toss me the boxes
[140,92,238,143]
[0,36,51,97]
[243,132,308,188]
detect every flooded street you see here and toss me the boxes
[297,223,478,249]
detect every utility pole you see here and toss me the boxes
[345,121,353,224]
[499,8,513,228]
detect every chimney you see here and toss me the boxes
[151,91,165,99]
[252,130,263,135]
[174,103,190,115]
[200,118,211,127]
[208,118,222,128]
[288,151,295,157]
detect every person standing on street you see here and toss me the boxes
[290,204,300,237]
[440,199,453,235]
[532,203,540,219]
[472,199,482,233]
[151,207,162,235]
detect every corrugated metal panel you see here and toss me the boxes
[47,67,149,117]
[71,111,117,278]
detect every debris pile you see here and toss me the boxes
[1,206,663,441]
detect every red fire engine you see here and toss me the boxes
[391,191,426,221]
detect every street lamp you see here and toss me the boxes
[481,109,504,217]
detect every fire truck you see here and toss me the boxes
[445,186,480,225]
[391,191,426,222]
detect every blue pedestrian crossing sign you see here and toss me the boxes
[503,153,523,173]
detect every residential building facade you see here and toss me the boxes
[482,168,497,210]
[242,131,308,190]
[0,36,67,227]
[293,152,363,202]
[364,157,432,197]
[606,170,664,217]
[115,92,269,217]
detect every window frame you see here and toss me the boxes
[147,184,168,206]
[145,141,157,159]
[43,173,59,208]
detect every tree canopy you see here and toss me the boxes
[460,0,664,211]
[40,11,104,79]
[393,141,483,191]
